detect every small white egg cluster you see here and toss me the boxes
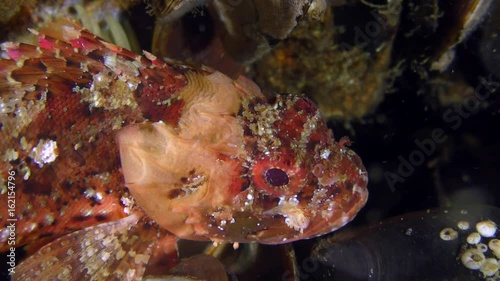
[439,215,499,279]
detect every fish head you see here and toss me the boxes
[117,71,368,244]
[236,92,369,244]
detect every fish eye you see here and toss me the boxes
[265,168,289,186]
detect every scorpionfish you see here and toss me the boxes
[0,18,368,279]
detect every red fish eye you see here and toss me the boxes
[265,168,289,186]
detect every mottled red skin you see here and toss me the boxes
[229,95,368,243]
[0,19,190,252]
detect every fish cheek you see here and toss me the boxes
[116,121,235,240]
[117,122,191,235]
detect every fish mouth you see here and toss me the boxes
[200,176,369,245]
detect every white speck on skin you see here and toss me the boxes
[353,184,365,195]
[21,165,31,180]
[274,197,310,233]
[127,81,138,91]
[341,215,350,225]
[83,188,96,199]
[126,269,136,279]
[45,214,55,225]
[104,54,117,69]
[101,251,111,261]
[25,223,37,233]
[95,192,104,202]
[3,148,18,161]
[0,229,9,243]
[134,254,150,265]
[121,197,133,214]
[116,249,125,260]
[19,137,28,150]
[320,149,331,159]
[83,209,93,217]
[30,139,58,167]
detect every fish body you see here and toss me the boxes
[0,18,368,279]
[0,18,189,252]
